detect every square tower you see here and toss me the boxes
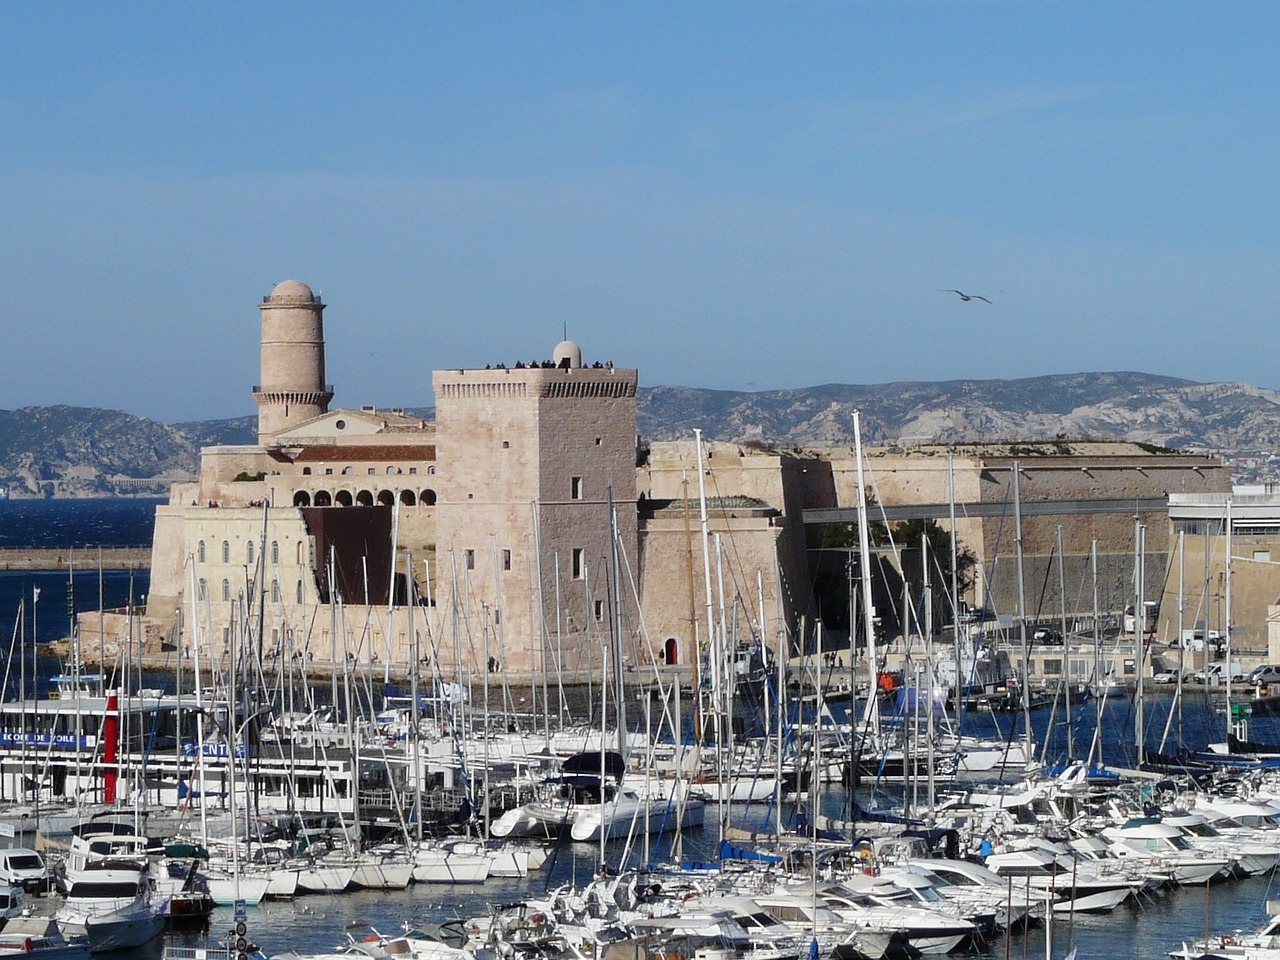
[433,362,639,673]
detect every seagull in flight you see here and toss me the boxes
[941,289,991,303]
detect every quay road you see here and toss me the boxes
[0,546,150,570]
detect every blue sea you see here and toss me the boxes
[2,498,1278,958]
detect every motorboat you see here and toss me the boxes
[54,859,167,952]
[1101,817,1234,886]
[983,839,1142,912]
[0,917,90,960]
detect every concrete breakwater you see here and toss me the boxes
[0,547,151,571]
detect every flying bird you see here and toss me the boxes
[941,289,991,303]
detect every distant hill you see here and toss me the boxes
[4,373,1280,497]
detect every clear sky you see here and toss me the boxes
[2,2,1277,421]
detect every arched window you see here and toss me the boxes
[387,466,400,475]
[335,490,353,507]
[197,578,208,601]
[377,490,395,506]
[197,540,206,563]
[221,579,230,601]
[427,465,436,475]
[271,580,281,604]
[356,490,373,507]
[302,467,312,476]
[294,491,311,507]
[314,491,332,506]
[422,489,437,506]
[400,490,416,506]
[341,466,354,476]
[221,541,230,563]
[247,541,255,565]
[271,540,279,564]
[296,580,304,603]
[297,541,305,564]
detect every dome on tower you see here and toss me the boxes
[267,279,317,304]
[553,340,583,369]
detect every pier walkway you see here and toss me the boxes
[0,547,151,571]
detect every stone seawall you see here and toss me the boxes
[0,547,151,571]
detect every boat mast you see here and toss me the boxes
[1089,539,1102,767]
[1225,497,1235,737]
[853,413,879,738]
[695,431,717,751]
[608,488,627,759]
[1012,460,1032,762]
[1135,518,1146,766]
[1057,525,1072,759]
[948,455,961,740]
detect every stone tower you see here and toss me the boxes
[432,342,639,672]
[254,279,334,445]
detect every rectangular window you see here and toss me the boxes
[572,548,584,580]
[494,609,501,625]
[409,467,417,475]
[571,476,583,500]
[1043,658,1062,676]
[465,549,476,571]
[502,440,510,449]
[367,467,376,475]
[502,549,511,571]
[594,600,604,621]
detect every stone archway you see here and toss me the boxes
[314,490,332,507]
[664,637,679,666]
[377,490,395,506]
[356,489,374,506]
[335,490,353,507]
[293,491,311,507]
[400,490,416,506]
[422,489,437,506]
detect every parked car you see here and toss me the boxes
[1033,627,1064,645]
[1152,667,1185,685]
[1245,664,1280,686]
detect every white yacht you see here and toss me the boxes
[54,859,167,952]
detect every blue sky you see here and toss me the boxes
[2,2,1278,421]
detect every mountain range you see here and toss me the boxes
[3,371,1279,498]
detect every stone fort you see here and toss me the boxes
[101,280,1240,677]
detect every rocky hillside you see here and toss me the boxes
[5,373,1280,497]
[0,409,265,498]
[637,373,1280,476]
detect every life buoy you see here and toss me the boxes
[529,912,546,925]
[877,672,896,693]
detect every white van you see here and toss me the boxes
[1194,661,1248,686]
[0,848,47,892]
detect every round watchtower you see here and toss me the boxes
[254,280,334,445]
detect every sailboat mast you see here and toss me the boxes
[853,413,879,736]
[1135,518,1146,765]
[1225,498,1235,727]
[948,455,960,732]
[1056,525,1072,759]
[1012,460,1032,761]
[695,430,717,746]
[608,488,627,758]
